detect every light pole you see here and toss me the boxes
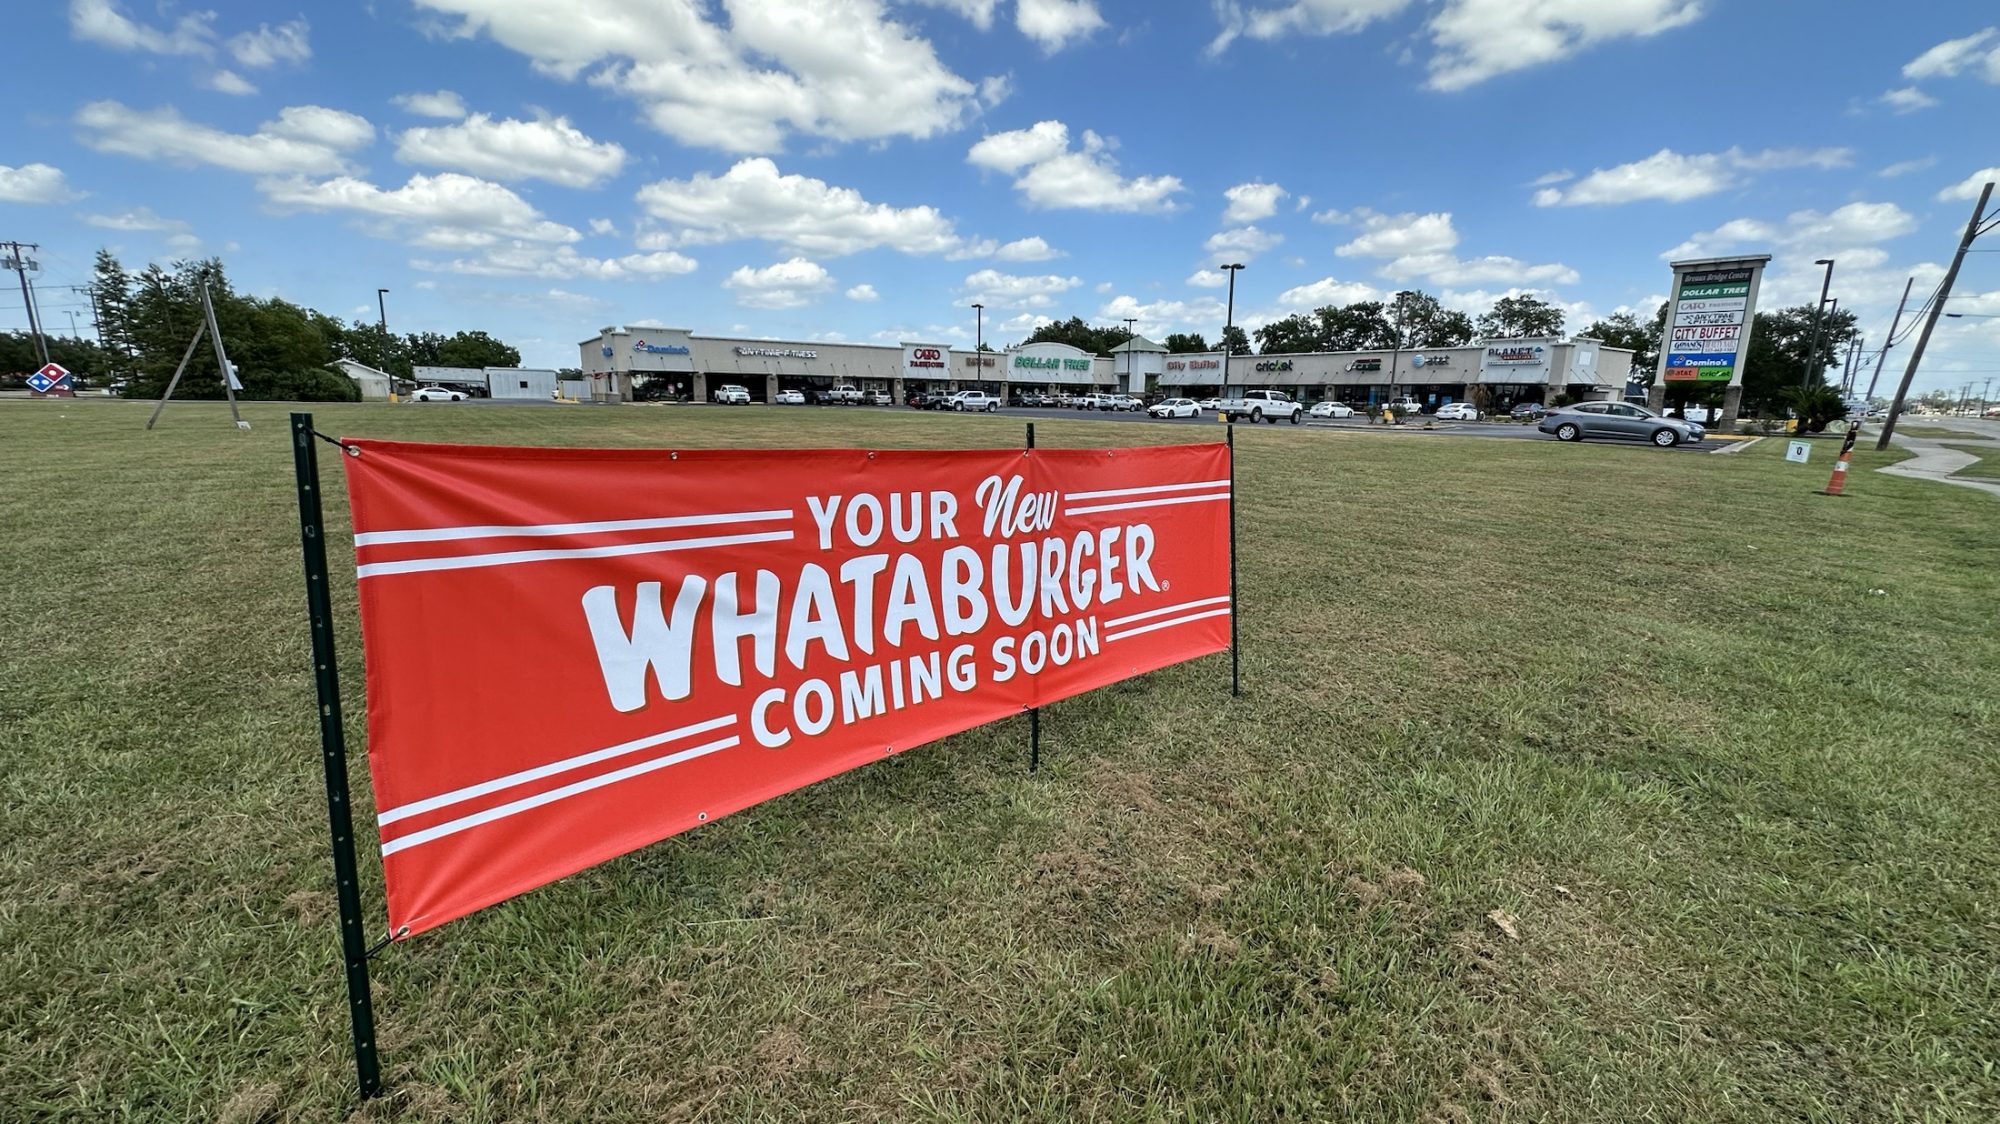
[972,301,984,397]
[1386,291,1407,419]
[1801,259,1834,390]
[1220,264,1244,397]
[1123,316,1137,396]
[376,288,392,387]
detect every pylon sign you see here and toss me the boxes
[27,362,73,395]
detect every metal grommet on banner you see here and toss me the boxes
[670,451,679,461]
[696,811,708,821]
[867,451,876,459]
[345,444,361,458]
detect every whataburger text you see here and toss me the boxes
[580,475,1168,747]
[340,442,1233,935]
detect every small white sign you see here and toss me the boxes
[1786,441,1811,463]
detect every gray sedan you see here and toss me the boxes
[1539,401,1706,447]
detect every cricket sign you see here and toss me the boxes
[1658,255,1770,385]
[338,440,1234,935]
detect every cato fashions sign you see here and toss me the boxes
[340,440,1234,935]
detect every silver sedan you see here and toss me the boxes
[1539,401,1706,447]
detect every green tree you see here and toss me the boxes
[1390,290,1474,348]
[1254,314,1320,355]
[89,249,137,370]
[435,330,520,370]
[1164,332,1210,353]
[1018,316,1128,356]
[1220,325,1251,355]
[1581,305,1665,386]
[1740,304,1860,417]
[1321,301,1398,351]
[1477,294,1566,340]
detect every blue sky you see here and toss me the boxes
[3,0,1997,393]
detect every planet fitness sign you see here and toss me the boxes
[340,440,1234,934]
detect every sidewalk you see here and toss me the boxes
[1877,426,2000,500]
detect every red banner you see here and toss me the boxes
[340,439,1233,935]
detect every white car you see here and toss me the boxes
[1109,395,1144,411]
[1197,398,1222,411]
[714,384,751,404]
[774,389,806,405]
[1435,402,1480,421]
[410,385,467,402]
[866,391,893,406]
[1148,397,1201,418]
[949,390,1000,412]
[1308,401,1355,418]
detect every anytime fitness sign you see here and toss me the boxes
[341,441,1233,934]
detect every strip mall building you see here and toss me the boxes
[578,325,1635,412]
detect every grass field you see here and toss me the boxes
[4,400,1999,1123]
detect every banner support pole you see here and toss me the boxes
[1026,421,1042,773]
[289,412,383,1102]
[1228,420,1240,698]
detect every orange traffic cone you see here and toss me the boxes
[1819,423,1860,496]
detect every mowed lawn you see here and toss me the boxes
[3,400,1998,1123]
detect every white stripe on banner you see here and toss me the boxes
[378,713,739,826]
[1064,492,1231,517]
[1063,478,1232,502]
[1104,607,1233,643]
[381,735,740,857]
[356,509,792,547]
[357,529,794,578]
[1103,595,1233,630]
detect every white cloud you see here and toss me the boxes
[413,0,978,153]
[1879,157,1936,178]
[76,102,373,176]
[229,19,311,68]
[1938,167,2000,202]
[1660,202,1917,261]
[397,114,626,188]
[724,257,834,308]
[1329,208,1460,257]
[846,283,879,301]
[80,206,189,232]
[1879,87,1939,114]
[1097,293,1228,340]
[1222,181,1286,224]
[1187,268,1228,289]
[1901,27,1997,80]
[1205,225,1284,262]
[967,120,1183,212]
[1209,0,1411,55]
[394,90,469,119]
[0,163,78,205]
[589,217,617,236]
[978,74,1013,107]
[68,0,214,56]
[1016,0,1106,52]
[415,244,699,280]
[993,235,1060,261]
[1380,253,1578,287]
[1208,0,1705,90]
[206,70,257,96]
[1425,0,1703,91]
[1530,169,1574,187]
[1533,146,1852,206]
[963,268,1082,309]
[636,158,960,256]
[261,172,582,245]
[910,0,1001,30]
[1273,276,1385,311]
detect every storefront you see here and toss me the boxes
[1003,342,1107,398]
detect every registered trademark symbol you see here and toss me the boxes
[1162,580,1172,592]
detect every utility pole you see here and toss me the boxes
[1880,181,1994,449]
[1802,258,1835,391]
[1862,276,1915,403]
[69,285,106,347]
[4,240,51,366]
[1220,264,1244,398]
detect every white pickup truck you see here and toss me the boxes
[713,384,751,404]
[1218,389,1303,424]
[824,384,863,405]
[949,390,1000,412]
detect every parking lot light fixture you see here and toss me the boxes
[1802,259,1835,390]
[972,302,985,397]
[1220,264,1244,396]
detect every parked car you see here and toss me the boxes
[866,390,893,406]
[774,389,807,405]
[1075,393,1108,410]
[1218,389,1303,424]
[1384,397,1424,416]
[1148,397,1201,418]
[410,385,467,402]
[1539,401,1705,447]
[1105,394,1143,412]
[949,390,1000,412]
[1197,398,1222,411]
[823,384,863,405]
[1510,402,1548,419]
[908,391,951,410]
[714,384,751,404]
[1435,402,1480,421]
[1308,401,1355,418]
